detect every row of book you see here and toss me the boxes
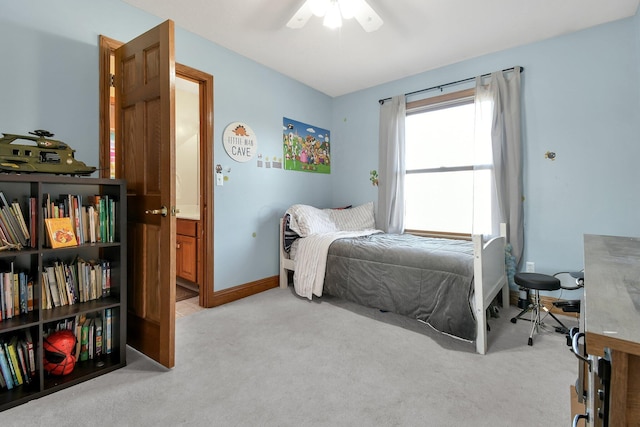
[42,258,111,310]
[0,191,34,249]
[45,309,114,364]
[43,193,117,246]
[1,267,34,321]
[0,330,36,390]
[0,191,117,251]
[0,256,112,319]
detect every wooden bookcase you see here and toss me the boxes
[0,175,126,411]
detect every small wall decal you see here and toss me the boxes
[370,170,379,186]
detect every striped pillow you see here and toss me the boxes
[328,202,375,231]
[286,204,338,236]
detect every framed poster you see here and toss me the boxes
[282,117,330,174]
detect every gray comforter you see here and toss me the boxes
[323,233,477,340]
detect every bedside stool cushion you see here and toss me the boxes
[514,272,561,291]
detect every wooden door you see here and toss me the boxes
[114,20,176,368]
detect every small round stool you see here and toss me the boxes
[510,272,567,345]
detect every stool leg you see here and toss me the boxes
[511,289,533,323]
[511,303,533,323]
[541,306,570,334]
[527,290,541,346]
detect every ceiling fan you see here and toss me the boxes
[286,0,383,32]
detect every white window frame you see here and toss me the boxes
[404,88,480,239]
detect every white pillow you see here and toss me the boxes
[286,204,338,236]
[328,202,375,231]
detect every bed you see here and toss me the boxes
[279,202,508,354]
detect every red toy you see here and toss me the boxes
[43,330,77,376]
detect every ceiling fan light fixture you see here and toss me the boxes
[338,0,355,19]
[286,0,383,32]
[323,1,343,29]
[309,0,329,17]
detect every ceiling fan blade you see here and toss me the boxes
[352,0,383,32]
[287,1,313,29]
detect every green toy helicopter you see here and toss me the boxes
[0,130,96,176]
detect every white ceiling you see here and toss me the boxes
[121,0,639,97]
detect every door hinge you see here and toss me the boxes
[109,73,115,88]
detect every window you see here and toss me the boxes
[404,88,487,236]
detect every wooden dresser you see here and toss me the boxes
[581,234,640,426]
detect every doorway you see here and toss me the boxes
[98,35,214,311]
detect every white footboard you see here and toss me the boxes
[472,223,508,354]
[279,219,295,288]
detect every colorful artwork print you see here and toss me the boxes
[283,117,330,174]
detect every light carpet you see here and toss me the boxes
[1,287,578,426]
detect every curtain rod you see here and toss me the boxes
[378,66,524,105]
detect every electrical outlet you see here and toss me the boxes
[525,262,535,273]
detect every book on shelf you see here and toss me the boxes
[41,271,52,310]
[0,208,21,247]
[11,201,30,244]
[0,365,5,389]
[53,261,74,306]
[0,191,29,248]
[102,260,111,297]
[88,318,95,359]
[29,196,37,248]
[75,314,85,358]
[63,262,78,305]
[5,339,23,386]
[27,278,34,312]
[0,342,14,390]
[94,316,103,357]
[15,342,29,385]
[18,272,28,315]
[104,308,112,354]
[45,216,78,248]
[79,318,90,362]
[43,267,61,308]
[89,195,102,243]
[3,269,14,319]
[23,330,36,379]
[88,205,96,243]
[12,271,18,318]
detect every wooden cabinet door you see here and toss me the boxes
[177,234,197,283]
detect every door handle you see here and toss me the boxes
[571,332,592,370]
[572,413,588,427]
[145,206,168,217]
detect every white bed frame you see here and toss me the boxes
[279,220,509,355]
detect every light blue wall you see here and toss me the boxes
[0,0,333,290]
[332,15,640,285]
[2,0,639,294]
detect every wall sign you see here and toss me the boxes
[223,122,257,162]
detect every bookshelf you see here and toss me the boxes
[0,175,126,411]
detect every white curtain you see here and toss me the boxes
[377,95,406,233]
[474,67,524,263]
